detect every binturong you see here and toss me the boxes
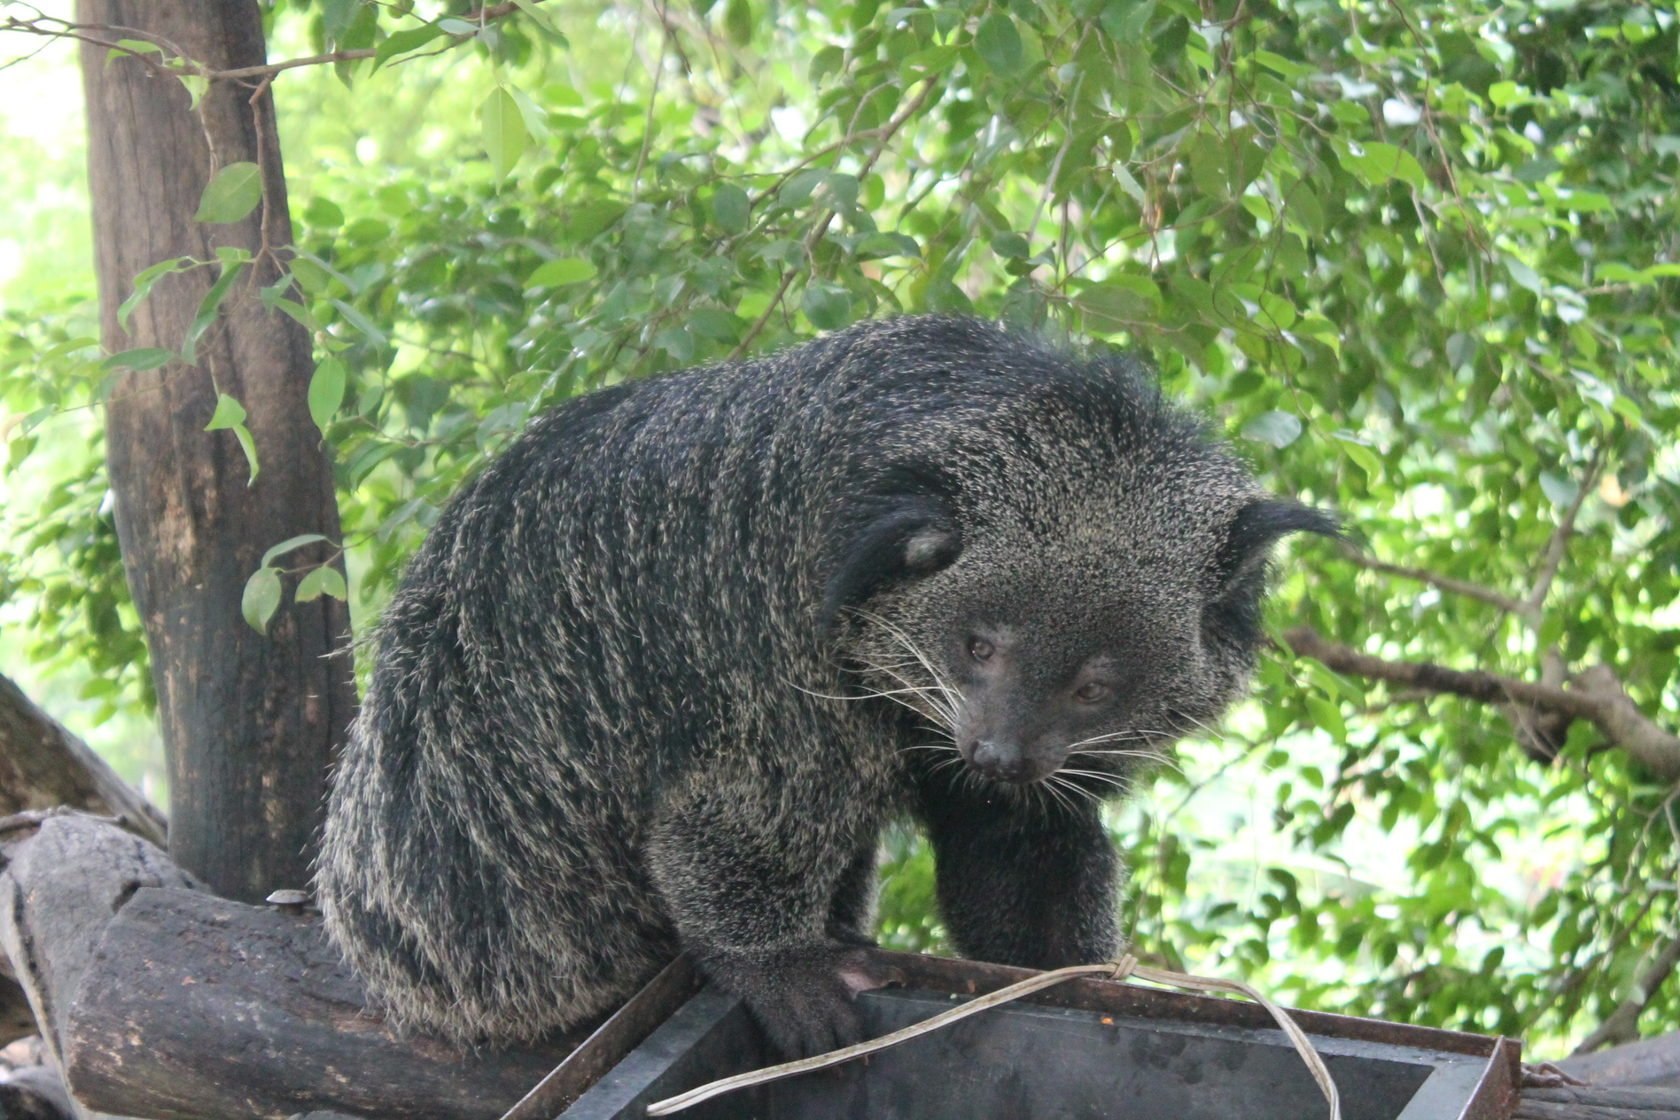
[315,315,1336,1058]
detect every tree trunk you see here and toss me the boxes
[77,0,355,902]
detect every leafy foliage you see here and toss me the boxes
[2,0,1678,1053]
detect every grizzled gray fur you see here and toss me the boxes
[315,315,1333,1056]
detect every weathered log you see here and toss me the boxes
[1,812,581,1120]
[0,674,165,848]
[1515,1083,1680,1118]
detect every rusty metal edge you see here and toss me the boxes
[496,955,701,1120]
[871,950,1511,1059]
[1455,1036,1524,1120]
[505,948,1521,1118]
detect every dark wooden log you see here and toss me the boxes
[2,813,580,1120]
[0,813,197,1090]
[0,673,169,1050]
[77,0,355,903]
[1515,1084,1680,1118]
[0,673,165,848]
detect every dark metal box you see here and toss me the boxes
[505,953,1519,1120]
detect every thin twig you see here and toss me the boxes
[1527,443,1606,618]
[1571,929,1680,1055]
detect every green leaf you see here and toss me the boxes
[373,23,446,70]
[101,348,175,372]
[241,567,283,634]
[991,232,1031,259]
[204,392,247,431]
[1074,276,1162,332]
[711,183,751,233]
[181,259,250,365]
[801,281,851,330]
[262,533,330,568]
[724,0,753,47]
[117,256,192,331]
[295,565,348,603]
[1113,164,1147,206]
[1242,410,1304,448]
[1252,50,1311,79]
[1334,434,1382,481]
[1504,255,1544,295]
[975,12,1024,75]
[231,423,260,486]
[855,232,920,259]
[480,87,529,178]
[107,38,165,61]
[1539,471,1579,509]
[526,257,598,287]
[309,357,347,435]
[1336,141,1427,191]
[330,299,388,344]
[512,0,565,37]
[194,162,264,224]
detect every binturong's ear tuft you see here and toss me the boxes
[1216,499,1341,590]
[820,496,961,632]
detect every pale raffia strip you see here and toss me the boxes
[646,955,1341,1117]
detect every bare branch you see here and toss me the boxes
[1283,629,1680,782]
[0,672,167,846]
[1527,443,1606,617]
[1572,931,1680,1055]
[1337,547,1533,618]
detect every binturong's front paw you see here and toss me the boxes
[697,942,900,1059]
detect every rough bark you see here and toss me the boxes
[77,0,355,902]
[1,813,579,1120]
[0,673,165,848]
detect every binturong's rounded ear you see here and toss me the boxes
[1215,499,1341,593]
[820,495,961,632]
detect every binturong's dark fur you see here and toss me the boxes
[315,315,1335,1057]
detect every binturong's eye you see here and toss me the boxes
[968,637,995,663]
[1073,681,1110,705]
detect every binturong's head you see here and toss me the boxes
[821,344,1337,794]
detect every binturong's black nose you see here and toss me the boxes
[968,739,1032,783]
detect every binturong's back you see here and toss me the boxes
[315,315,1335,1057]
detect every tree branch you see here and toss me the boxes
[0,672,166,846]
[1527,444,1605,618]
[1572,930,1680,1056]
[1283,629,1680,783]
